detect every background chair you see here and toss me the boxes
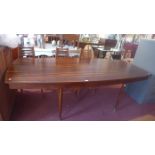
[56,47,69,57]
[111,51,122,60]
[19,46,35,58]
[62,34,80,47]
[39,54,49,58]
[122,50,133,63]
[80,45,95,63]
[18,46,47,95]
[73,45,96,95]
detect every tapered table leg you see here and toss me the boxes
[75,87,80,96]
[114,84,125,111]
[0,113,4,121]
[58,88,63,120]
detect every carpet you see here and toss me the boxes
[10,85,155,121]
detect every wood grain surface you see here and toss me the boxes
[5,58,150,89]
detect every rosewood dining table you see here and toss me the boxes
[5,57,150,119]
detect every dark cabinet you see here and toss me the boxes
[0,47,15,120]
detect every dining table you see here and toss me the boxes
[5,57,150,119]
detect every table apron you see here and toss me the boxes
[7,77,147,89]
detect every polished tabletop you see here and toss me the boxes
[5,58,150,89]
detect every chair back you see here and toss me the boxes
[56,47,69,57]
[80,45,95,59]
[62,34,80,47]
[19,46,35,58]
[56,57,79,65]
[39,54,48,58]
[123,50,132,59]
[111,51,122,60]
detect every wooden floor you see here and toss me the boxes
[132,114,155,121]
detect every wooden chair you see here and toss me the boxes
[111,51,122,60]
[80,45,95,63]
[74,45,96,95]
[62,34,80,47]
[56,47,82,96]
[38,54,53,94]
[56,57,80,65]
[38,54,48,58]
[56,47,69,57]
[18,47,47,95]
[122,50,133,63]
[19,46,35,58]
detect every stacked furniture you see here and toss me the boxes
[125,39,155,104]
